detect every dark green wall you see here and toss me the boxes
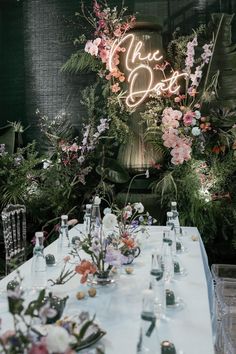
[0,0,26,127]
[0,0,235,143]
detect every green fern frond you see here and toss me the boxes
[61,51,101,74]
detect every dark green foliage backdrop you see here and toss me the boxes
[0,0,26,127]
[1,0,236,140]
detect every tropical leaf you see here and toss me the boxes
[151,171,177,204]
[206,14,236,108]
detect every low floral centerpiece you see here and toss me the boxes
[0,272,105,353]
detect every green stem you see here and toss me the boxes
[124,173,146,208]
[202,14,224,95]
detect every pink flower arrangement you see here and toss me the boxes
[162,107,182,129]
[170,140,192,165]
[154,32,214,166]
[161,105,204,164]
[81,1,135,93]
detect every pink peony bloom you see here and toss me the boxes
[183,111,195,126]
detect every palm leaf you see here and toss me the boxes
[206,14,236,107]
[151,171,177,204]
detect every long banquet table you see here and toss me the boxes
[0,226,215,354]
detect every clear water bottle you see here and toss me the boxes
[166,212,176,257]
[84,204,92,235]
[137,289,161,354]
[162,238,174,283]
[31,232,47,289]
[150,253,165,319]
[90,196,102,238]
[171,201,181,235]
[57,215,70,256]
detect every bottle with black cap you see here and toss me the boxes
[150,252,166,319]
[137,288,161,353]
[84,204,92,235]
[57,215,70,256]
[166,212,176,258]
[31,231,47,289]
[90,196,102,237]
[171,201,181,235]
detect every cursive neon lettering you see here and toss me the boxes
[126,65,154,107]
[108,34,188,108]
[126,68,187,108]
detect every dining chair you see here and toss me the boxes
[1,204,27,275]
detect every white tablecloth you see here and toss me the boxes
[0,226,215,354]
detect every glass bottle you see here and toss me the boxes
[166,212,176,257]
[170,203,185,252]
[171,201,181,235]
[150,253,165,319]
[83,204,92,235]
[57,215,70,256]
[162,226,171,242]
[31,232,47,290]
[137,289,161,354]
[162,238,174,283]
[90,196,102,238]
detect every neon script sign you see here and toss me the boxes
[109,33,187,108]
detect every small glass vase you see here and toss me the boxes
[88,269,115,286]
[122,246,141,265]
